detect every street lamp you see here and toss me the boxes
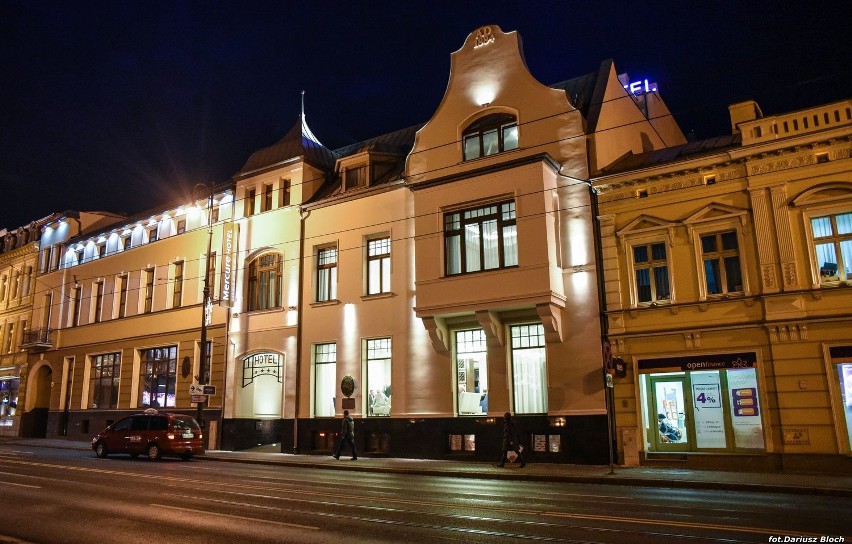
[194,183,214,430]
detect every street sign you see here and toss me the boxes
[191,394,207,403]
[190,384,217,396]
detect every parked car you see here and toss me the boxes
[91,409,204,461]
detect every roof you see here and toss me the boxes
[550,69,600,118]
[236,114,337,176]
[597,133,743,176]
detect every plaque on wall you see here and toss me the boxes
[783,428,810,445]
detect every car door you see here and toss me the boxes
[126,416,150,455]
[106,417,133,453]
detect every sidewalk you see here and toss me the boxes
[3,438,851,497]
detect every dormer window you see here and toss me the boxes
[345,165,367,190]
[462,113,518,161]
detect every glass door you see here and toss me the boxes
[648,376,690,451]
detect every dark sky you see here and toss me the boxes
[2,1,850,230]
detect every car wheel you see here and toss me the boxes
[95,441,109,459]
[146,443,161,461]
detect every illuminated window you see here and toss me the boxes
[121,236,131,251]
[455,329,488,416]
[147,226,158,243]
[462,113,518,161]
[0,379,20,417]
[632,242,671,303]
[140,346,177,408]
[511,324,547,414]
[812,212,852,283]
[176,219,186,234]
[247,253,283,311]
[366,237,391,295]
[316,247,337,302]
[444,201,517,276]
[365,338,391,417]
[89,353,120,409]
[701,232,743,295]
[313,343,336,417]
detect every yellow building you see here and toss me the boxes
[593,99,852,472]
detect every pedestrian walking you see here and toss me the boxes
[497,411,525,467]
[333,409,357,460]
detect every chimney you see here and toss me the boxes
[728,100,763,134]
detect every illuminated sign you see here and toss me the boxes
[242,352,282,387]
[623,79,658,95]
[219,221,239,307]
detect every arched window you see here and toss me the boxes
[462,113,518,161]
[247,253,283,311]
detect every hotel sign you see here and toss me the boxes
[623,79,658,95]
[219,221,239,307]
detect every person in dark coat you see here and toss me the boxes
[333,409,357,460]
[497,411,525,467]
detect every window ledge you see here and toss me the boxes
[360,292,396,302]
[244,306,285,316]
[310,299,341,308]
[460,146,521,165]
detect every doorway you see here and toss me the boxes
[21,363,52,438]
[647,375,690,452]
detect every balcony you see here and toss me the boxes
[19,328,52,351]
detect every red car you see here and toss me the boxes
[91,409,204,461]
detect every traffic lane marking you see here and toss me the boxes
[151,503,319,531]
[0,480,40,489]
[543,511,823,538]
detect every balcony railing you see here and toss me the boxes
[19,328,52,351]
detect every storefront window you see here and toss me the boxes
[314,343,336,417]
[455,329,488,415]
[140,346,177,408]
[837,363,852,451]
[0,378,19,416]
[366,338,391,417]
[511,324,548,414]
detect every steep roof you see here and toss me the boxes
[236,114,337,177]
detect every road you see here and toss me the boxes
[0,443,848,544]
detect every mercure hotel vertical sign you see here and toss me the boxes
[219,221,239,307]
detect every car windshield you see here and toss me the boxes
[172,416,200,431]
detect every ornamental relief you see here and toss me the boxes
[783,262,798,286]
[750,153,814,175]
[833,147,852,160]
[761,264,776,288]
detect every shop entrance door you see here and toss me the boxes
[648,376,690,452]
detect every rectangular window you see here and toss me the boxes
[89,353,120,409]
[23,266,33,296]
[0,378,20,417]
[813,212,852,282]
[444,201,517,276]
[314,343,337,417]
[176,219,186,234]
[93,282,104,323]
[262,183,273,212]
[42,293,52,330]
[41,248,51,273]
[316,247,338,302]
[71,287,82,327]
[511,324,548,414]
[121,236,131,251]
[455,329,488,416]
[463,135,480,161]
[143,268,154,313]
[245,188,256,217]
[279,179,291,207]
[248,254,282,311]
[5,322,14,353]
[367,237,391,295]
[172,261,184,308]
[51,245,62,271]
[701,231,743,295]
[366,338,392,417]
[345,166,367,190]
[140,346,177,408]
[633,242,671,303]
[211,206,220,223]
[0,276,6,302]
[95,242,105,258]
[117,276,128,318]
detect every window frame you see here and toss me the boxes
[279,179,291,207]
[364,337,392,418]
[116,275,128,318]
[802,205,852,287]
[247,253,283,312]
[618,221,677,308]
[366,236,391,295]
[509,323,548,414]
[89,352,121,409]
[143,268,155,314]
[172,260,184,309]
[461,113,519,161]
[92,281,104,323]
[313,343,337,418]
[443,200,518,276]
[140,346,177,409]
[685,213,751,301]
[315,246,338,303]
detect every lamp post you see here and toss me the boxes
[195,183,214,430]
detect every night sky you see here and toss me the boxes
[2,1,850,230]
